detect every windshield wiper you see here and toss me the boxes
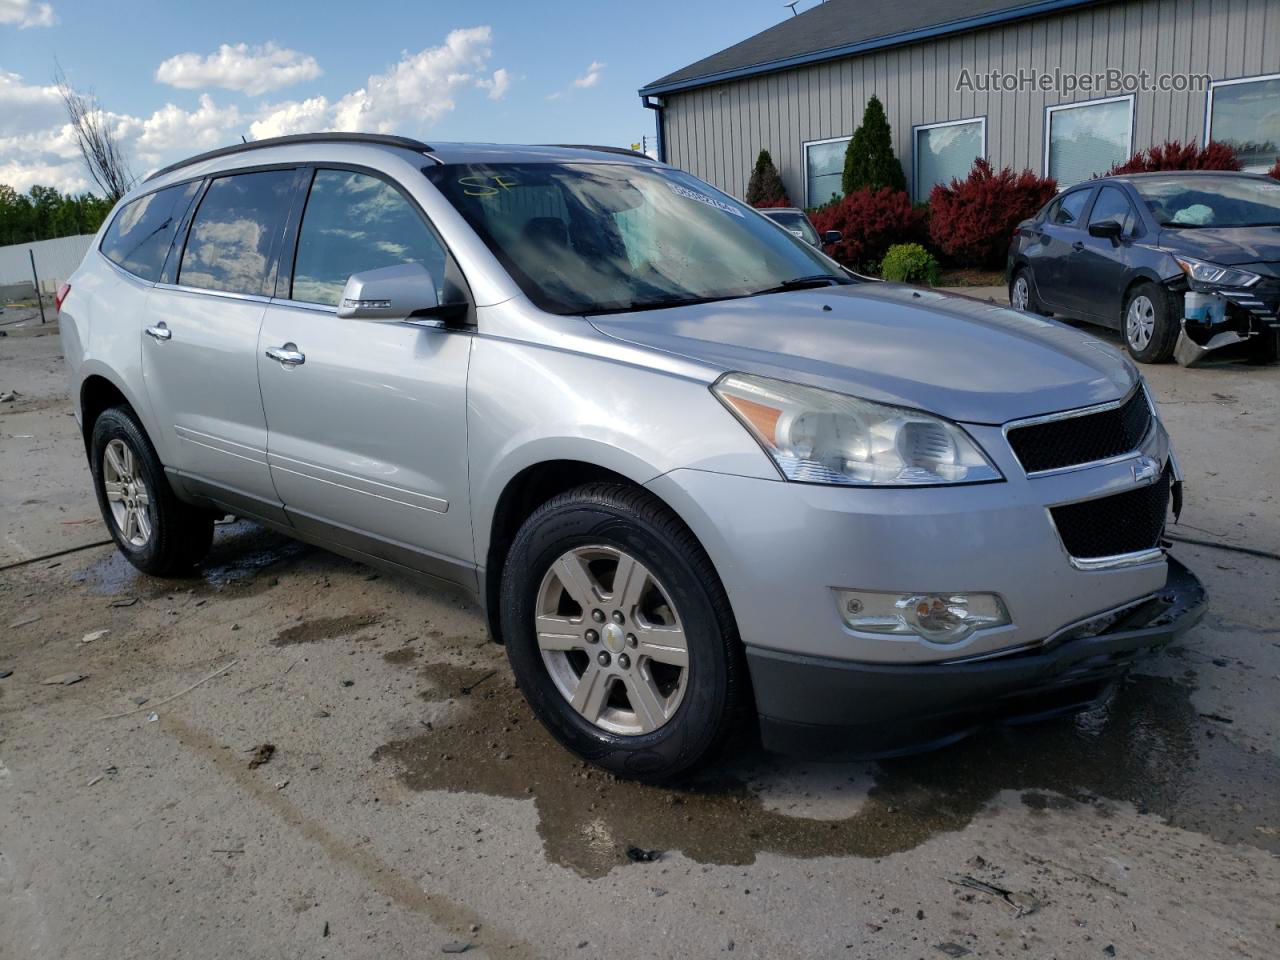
[747,274,851,297]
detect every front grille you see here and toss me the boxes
[1007,390,1152,474]
[1049,469,1171,559]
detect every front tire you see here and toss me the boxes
[1123,282,1178,363]
[500,483,745,781]
[90,407,214,576]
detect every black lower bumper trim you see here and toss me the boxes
[748,557,1207,760]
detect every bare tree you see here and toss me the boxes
[55,66,135,202]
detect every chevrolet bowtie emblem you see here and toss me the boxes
[1132,456,1160,485]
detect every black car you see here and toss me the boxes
[759,206,840,248]
[1007,171,1280,364]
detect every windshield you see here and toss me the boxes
[764,210,820,245]
[1132,175,1280,228]
[424,162,846,314]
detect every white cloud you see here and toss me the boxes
[156,42,322,96]
[138,94,242,152]
[572,60,605,89]
[477,67,511,101]
[251,26,501,137]
[0,0,55,28]
[0,70,63,136]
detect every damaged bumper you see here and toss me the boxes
[749,556,1207,760]
[1175,287,1280,365]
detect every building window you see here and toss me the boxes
[913,118,986,202]
[1044,95,1134,187]
[1206,74,1280,171]
[804,137,849,208]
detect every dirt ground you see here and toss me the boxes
[2,308,1278,959]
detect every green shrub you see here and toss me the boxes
[746,149,790,207]
[880,243,940,286]
[842,95,906,194]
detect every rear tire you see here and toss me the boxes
[90,407,214,576]
[1122,282,1178,363]
[1009,266,1045,315]
[500,483,745,782]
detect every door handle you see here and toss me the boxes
[265,344,305,367]
[1072,241,1085,251]
[144,323,171,341]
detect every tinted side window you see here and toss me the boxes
[291,170,447,307]
[179,171,296,295]
[99,181,200,282]
[1050,189,1091,226]
[1089,186,1136,233]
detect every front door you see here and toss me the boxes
[1067,185,1141,326]
[257,168,475,585]
[142,169,300,517]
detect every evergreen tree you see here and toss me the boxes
[745,149,790,207]
[842,95,906,194]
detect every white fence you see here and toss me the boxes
[0,234,96,294]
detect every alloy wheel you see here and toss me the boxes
[1126,295,1156,351]
[1011,275,1030,310]
[102,438,152,547]
[534,545,689,736]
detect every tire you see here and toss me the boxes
[500,483,745,781]
[90,406,215,576]
[1122,282,1179,363]
[1009,266,1045,314]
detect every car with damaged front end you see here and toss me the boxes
[1008,170,1280,365]
[60,136,1206,781]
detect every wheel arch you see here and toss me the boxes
[79,370,142,457]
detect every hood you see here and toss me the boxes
[588,284,1138,425]
[1158,225,1280,266]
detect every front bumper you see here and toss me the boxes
[747,557,1206,759]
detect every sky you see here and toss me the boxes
[0,0,801,195]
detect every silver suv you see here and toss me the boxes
[60,134,1205,779]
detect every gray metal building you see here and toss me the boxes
[639,0,1280,206]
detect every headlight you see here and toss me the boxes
[713,372,1002,486]
[1174,256,1260,290]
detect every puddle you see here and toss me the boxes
[272,613,380,646]
[375,662,1280,878]
[73,521,308,598]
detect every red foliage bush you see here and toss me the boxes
[808,187,924,268]
[1108,139,1242,174]
[928,159,1057,269]
[1269,157,1280,181]
[752,196,792,209]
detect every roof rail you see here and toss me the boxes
[144,133,436,182]
[543,144,656,161]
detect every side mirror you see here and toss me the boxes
[337,262,441,322]
[823,230,843,244]
[1088,220,1124,242]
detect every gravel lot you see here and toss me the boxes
[2,306,1278,959]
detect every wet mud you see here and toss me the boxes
[74,521,308,599]
[272,613,381,646]
[375,661,1280,878]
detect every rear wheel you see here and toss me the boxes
[90,407,214,576]
[1009,266,1044,314]
[500,483,745,781]
[1123,282,1178,363]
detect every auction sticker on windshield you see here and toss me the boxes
[668,181,745,217]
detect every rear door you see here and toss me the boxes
[1031,187,1094,312]
[256,167,475,585]
[142,168,302,518]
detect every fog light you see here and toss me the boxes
[834,589,1010,644]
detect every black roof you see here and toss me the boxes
[641,0,1109,95]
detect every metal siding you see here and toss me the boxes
[660,0,1280,200]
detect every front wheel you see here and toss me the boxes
[90,407,215,576]
[500,483,745,781]
[1123,282,1178,363]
